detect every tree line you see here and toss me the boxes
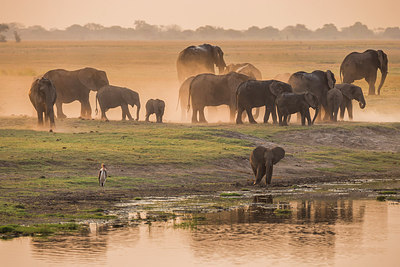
[1,21,400,41]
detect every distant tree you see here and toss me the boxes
[282,24,313,39]
[0,23,9,42]
[14,31,21,42]
[341,22,374,39]
[382,27,400,39]
[314,23,340,39]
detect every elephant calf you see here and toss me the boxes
[96,85,140,121]
[146,99,165,123]
[250,146,285,186]
[276,92,319,126]
[335,83,366,121]
[29,77,57,128]
[327,88,343,122]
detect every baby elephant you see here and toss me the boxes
[96,85,140,121]
[276,92,319,126]
[250,146,285,185]
[146,99,165,123]
[327,88,343,122]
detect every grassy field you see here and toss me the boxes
[0,41,400,233]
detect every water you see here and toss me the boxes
[1,198,400,266]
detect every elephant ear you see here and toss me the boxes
[340,84,353,99]
[270,81,285,96]
[305,92,318,108]
[265,147,285,165]
[326,70,335,89]
[78,68,97,91]
[377,50,386,70]
[212,46,226,69]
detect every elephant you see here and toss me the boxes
[43,67,109,119]
[145,99,165,123]
[340,49,388,95]
[236,80,293,124]
[177,76,195,121]
[188,72,252,123]
[335,83,366,120]
[250,146,285,185]
[176,44,226,83]
[95,85,140,121]
[29,77,57,128]
[327,88,343,122]
[224,63,262,80]
[288,70,335,121]
[276,92,319,126]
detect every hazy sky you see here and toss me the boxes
[1,0,399,30]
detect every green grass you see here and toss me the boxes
[0,223,83,239]
[378,191,397,194]
[273,209,292,216]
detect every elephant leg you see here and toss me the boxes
[247,108,257,124]
[236,107,244,124]
[254,165,266,185]
[339,103,346,120]
[48,108,55,128]
[80,99,91,119]
[270,104,277,124]
[366,74,377,95]
[101,110,109,121]
[56,101,66,119]
[191,108,198,123]
[300,112,306,126]
[283,115,289,126]
[145,113,150,122]
[263,106,270,123]
[266,164,273,185]
[37,109,44,125]
[121,104,133,120]
[122,108,127,120]
[347,101,353,120]
[305,110,312,125]
[199,107,207,123]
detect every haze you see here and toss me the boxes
[1,0,399,30]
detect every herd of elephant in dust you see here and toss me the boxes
[28,43,389,185]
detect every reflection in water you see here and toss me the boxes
[1,198,399,266]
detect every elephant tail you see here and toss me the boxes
[312,107,319,125]
[95,93,99,115]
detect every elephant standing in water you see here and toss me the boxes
[146,99,165,123]
[188,72,252,123]
[335,83,366,120]
[340,50,388,95]
[95,85,140,121]
[43,67,109,119]
[250,146,285,186]
[236,80,293,124]
[289,70,335,121]
[29,77,57,128]
[224,63,262,80]
[176,44,226,83]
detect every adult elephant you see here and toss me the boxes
[188,72,252,123]
[335,83,366,121]
[224,63,262,80]
[29,77,57,128]
[95,85,140,121]
[288,70,335,121]
[43,67,109,119]
[340,50,388,95]
[177,76,195,121]
[176,44,226,83]
[236,80,293,124]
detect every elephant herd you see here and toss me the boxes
[29,43,388,129]
[178,44,388,125]
[29,68,165,128]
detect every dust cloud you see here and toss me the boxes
[0,41,399,126]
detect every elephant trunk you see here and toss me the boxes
[377,71,387,95]
[358,98,366,109]
[312,107,319,125]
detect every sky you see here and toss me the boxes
[1,0,399,30]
